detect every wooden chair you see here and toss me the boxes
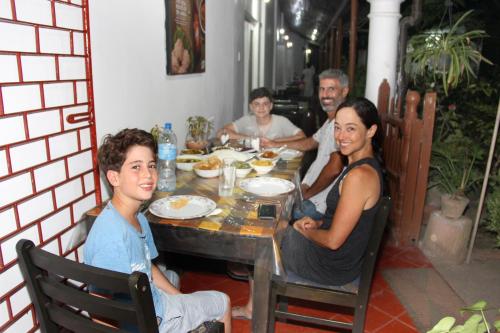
[267,197,391,333]
[16,239,223,333]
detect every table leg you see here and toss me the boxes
[252,240,272,333]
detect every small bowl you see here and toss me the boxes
[180,149,205,155]
[236,167,252,178]
[176,154,205,171]
[259,150,280,161]
[250,160,276,175]
[193,166,221,178]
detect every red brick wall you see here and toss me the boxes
[0,0,99,331]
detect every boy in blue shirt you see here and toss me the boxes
[84,128,231,332]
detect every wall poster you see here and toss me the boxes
[166,0,206,75]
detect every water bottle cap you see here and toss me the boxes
[164,122,172,130]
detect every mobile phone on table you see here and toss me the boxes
[258,204,277,220]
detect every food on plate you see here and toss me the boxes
[170,197,189,210]
[176,157,202,163]
[253,160,273,167]
[181,149,204,155]
[194,157,222,170]
[261,150,278,159]
[234,161,251,169]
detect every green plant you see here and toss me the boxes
[150,124,162,143]
[406,10,492,95]
[186,116,213,141]
[427,300,500,333]
[485,173,500,247]
[429,132,482,198]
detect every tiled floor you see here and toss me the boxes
[178,244,432,332]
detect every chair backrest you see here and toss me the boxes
[356,197,391,302]
[16,239,159,333]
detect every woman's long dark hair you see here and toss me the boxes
[336,97,388,195]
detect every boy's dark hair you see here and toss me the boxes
[249,87,273,104]
[98,128,157,176]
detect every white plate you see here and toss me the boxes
[239,177,295,197]
[279,149,302,160]
[209,149,254,162]
[149,195,216,219]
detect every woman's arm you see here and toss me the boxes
[151,264,181,295]
[294,165,380,250]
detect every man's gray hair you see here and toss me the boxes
[318,69,349,88]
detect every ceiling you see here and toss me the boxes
[279,0,351,43]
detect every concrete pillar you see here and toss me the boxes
[364,0,404,103]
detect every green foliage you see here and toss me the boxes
[427,300,500,333]
[485,176,500,247]
[406,10,492,95]
[186,116,213,140]
[150,124,162,143]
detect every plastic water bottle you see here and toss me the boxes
[157,123,177,192]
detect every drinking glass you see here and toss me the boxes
[218,158,236,196]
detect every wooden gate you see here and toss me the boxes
[377,80,437,246]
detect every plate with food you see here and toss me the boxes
[239,177,295,197]
[193,156,222,178]
[259,150,280,160]
[209,149,254,162]
[176,154,206,171]
[234,161,252,178]
[149,195,216,219]
[180,149,205,155]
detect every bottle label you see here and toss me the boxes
[158,143,177,160]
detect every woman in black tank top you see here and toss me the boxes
[232,98,384,320]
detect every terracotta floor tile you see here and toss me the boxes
[363,304,395,332]
[374,318,419,333]
[369,287,406,317]
[397,312,418,329]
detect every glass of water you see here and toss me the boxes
[218,158,236,196]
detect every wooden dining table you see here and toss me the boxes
[85,155,302,333]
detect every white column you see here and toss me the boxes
[364,0,404,103]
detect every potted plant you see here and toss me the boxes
[406,10,492,96]
[185,116,213,150]
[429,132,482,219]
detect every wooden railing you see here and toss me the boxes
[377,80,437,245]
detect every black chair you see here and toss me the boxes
[267,197,391,333]
[16,239,223,333]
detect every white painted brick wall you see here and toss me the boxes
[59,56,86,80]
[55,178,82,208]
[33,160,66,191]
[0,300,9,327]
[83,172,95,194]
[0,173,33,208]
[41,238,60,255]
[21,55,56,82]
[72,193,96,221]
[63,105,89,130]
[40,208,71,241]
[48,131,78,159]
[27,109,62,138]
[0,208,17,238]
[2,84,41,114]
[76,81,88,103]
[9,139,47,172]
[67,150,92,177]
[9,286,30,317]
[0,116,25,146]
[43,82,74,108]
[55,3,83,30]
[39,27,71,54]
[1,225,39,264]
[79,127,91,149]
[0,22,36,52]
[15,0,53,26]
[0,55,19,82]
[3,310,34,333]
[0,149,8,177]
[17,191,53,227]
[0,265,23,298]
[0,0,13,20]
[73,31,84,55]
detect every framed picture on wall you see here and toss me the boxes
[165,0,206,75]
